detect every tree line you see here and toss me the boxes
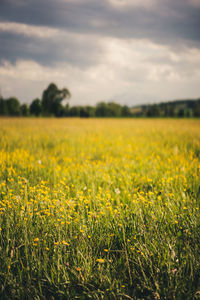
[134,99,200,118]
[0,83,200,117]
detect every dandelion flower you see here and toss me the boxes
[62,240,69,246]
[96,258,105,263]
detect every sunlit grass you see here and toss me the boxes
[0,118,200,299]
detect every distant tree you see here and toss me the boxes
[178,108,186,118]
[65,103,70,117]
[6,97,21,116]
[80,106,96,118]
[0,98,8,115]
[147,104,160,117]
[41,83,71,116]
[187,109,193,118]
[20,104,29,116]
[193,101,200,117]
[107,102,122,117]
[121,105,131,117]
[168,105,175,117]
[69,106,81,117]
[139,105,148,117]
[163,105,169,117]
[96,102,109,117]
[30,98,42,116]
[86,106,96,117]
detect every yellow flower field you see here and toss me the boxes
[0,118,200,299]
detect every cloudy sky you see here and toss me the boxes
[0,0,200,106]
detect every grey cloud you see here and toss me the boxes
[0,28,105,67]
[0,0,200,67]
[0,0,200,44]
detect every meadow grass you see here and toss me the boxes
[0,118,200,299]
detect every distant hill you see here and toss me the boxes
[131,98,200,117]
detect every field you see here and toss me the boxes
[0,118,200,300]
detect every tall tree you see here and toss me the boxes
[41,83,71,116]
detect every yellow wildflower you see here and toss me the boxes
[96,258,105,263]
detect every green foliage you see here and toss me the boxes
[30,98,42,116]
[135,99,200,118]
[69,106,81,117]
[20,104,29,116]
[0,98,8,115]
[80,106,96,117]
[0,97,21,116]
[194,102,200,117]
[96,102,109,117]
[121,105,131,117]
[7,97,21,116]
[95,102,124,117]
[41,83,71,116]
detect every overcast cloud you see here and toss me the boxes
[0,0,200,105]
